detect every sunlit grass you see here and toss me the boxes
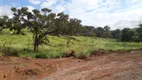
[0,30,142,58]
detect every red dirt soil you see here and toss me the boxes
[0,49,142,80]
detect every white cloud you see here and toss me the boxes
[74,0,103,10]
[26,6,35,12]
[0,5,35,19]
[65,0,142,29]
[130,0,141,3]
[38,0,142,29]
[55,5,66,13]
[2,0,142,29]
[55,0,67,13]
[0,5,12,17]
[29,0,41,5]
[40,0,67,13]
[66,0,120,27]
[40,0,57,8]
[17,6,35,13]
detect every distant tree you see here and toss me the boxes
[129,29,139,42]
[0,15,9,31]
[95,27,105,37]
[103,25,112,38]
[81,26,96,37]
[121,28,131,42]
[55,12,69,35]
[68,18,82,35]
[0,17,5,31]
[111,29,121,40]
[137,24,142,41]
[121,28,139,42]
[104,25,110,32]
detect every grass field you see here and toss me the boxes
[0,30,142,58]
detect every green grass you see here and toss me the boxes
[0,30,142,58]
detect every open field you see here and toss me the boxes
[1,3,142,80]
[0,49,141,80]
[0,30,142,58]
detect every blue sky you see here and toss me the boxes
[1,0,142,29]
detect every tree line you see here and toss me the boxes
[91,25,142,42]
[0,7,142,51]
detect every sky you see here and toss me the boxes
[0,0,142,29]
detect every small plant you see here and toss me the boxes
[64,50,76,57]
[77,55,88,59]
[75,52,90,59]
[1,47,19,57]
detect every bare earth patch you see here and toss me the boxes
[0,49,142,80]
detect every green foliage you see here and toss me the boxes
[0,46,19,57]
[9,7,28,34]
[35,53,48,59]
[94,26,112,38]
[0,15,9,31]
[95,27,105,37]
[121,27,141,42]
[0,31,142,58]
[81,26,96,37]
[137,24,142,41]
[25,8,56,51]
[35,52,64,59]
[111,29,121,40]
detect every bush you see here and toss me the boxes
[35,53,48,59]
[0,47,19,57]
[64,50,76,57]
[75,51,91,59]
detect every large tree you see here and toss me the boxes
[25,8,56,51]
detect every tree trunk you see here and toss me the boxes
[16,28,22,34]
[33,29,39,52]
[34,43,38,51]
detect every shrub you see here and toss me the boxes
[35,53,48,59]
[75,52,90,59]
[64,50,76,57]
[77,55,88,59]
[0,47,19,57]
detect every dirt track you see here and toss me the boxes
[0,49,142,80]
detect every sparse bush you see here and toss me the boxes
[77,54,88,59]
[64,50,76,57]
[75,52,90,59]
[0,47,19,57]
[35,53,48,59]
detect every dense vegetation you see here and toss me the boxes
[0,7,142,58]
